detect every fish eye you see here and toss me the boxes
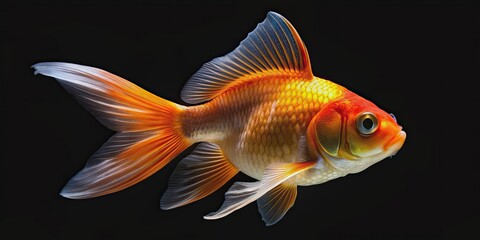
[356,112,378,135]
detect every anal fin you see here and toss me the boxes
[257,182,297,226]
[160,142,238,210]
[204,161,316,224]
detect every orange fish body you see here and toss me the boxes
[182,77,343,182]
[33,12,406,226]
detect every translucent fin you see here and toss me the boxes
[204,161,316,221]
[160,142,238,210]
[257,183,297,226]
[60,130,189,199]
[33,62,183,132]
[33,62,191,198]
[181,11,313,104]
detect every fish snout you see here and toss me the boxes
[384,130,406,155]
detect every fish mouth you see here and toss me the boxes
[384,130,407,155]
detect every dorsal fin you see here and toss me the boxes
[181,11,313,104]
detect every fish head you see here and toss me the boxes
[308,94,406,172]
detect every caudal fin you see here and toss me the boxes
[33,62,191,199]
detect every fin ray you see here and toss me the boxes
[257,183,297,226]
[181,12,313,104]
[160,142,238,209]
[33,62,191,198]
[60,130,188,199]
[203,161,316,222]
[33,62,183,132]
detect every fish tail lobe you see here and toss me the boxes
[33,62,191,199]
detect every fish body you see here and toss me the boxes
[33,12,406,226]
[182,77,344,184]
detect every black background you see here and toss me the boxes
[2,1,478,239]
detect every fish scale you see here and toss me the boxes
[182,77,345,180]
[33,11,405,226]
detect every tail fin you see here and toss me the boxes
[33,62,191,199]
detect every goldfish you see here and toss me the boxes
[33,11,406,226]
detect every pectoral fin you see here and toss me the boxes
[204,161,316,223]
